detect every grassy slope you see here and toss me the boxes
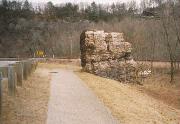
[75,70,180,124]
[1,66,51,124]
[23,62,180,124]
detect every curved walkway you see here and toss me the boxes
[46,69,118,124]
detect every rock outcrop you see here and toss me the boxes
[80,30,137,82]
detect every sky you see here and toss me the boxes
[28,0,141,5]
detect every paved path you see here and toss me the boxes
[0,61,18,67]
[46,69,119,124]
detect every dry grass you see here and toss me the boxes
[137,61,180,68]
[2,61,179,124]
[1,66,51,124]
[39,62,180,124]
[76,70,180,124]
[139,72,180,110]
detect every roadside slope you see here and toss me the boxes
[1,67,50,124]
[76,71,180,124]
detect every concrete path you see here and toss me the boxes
[46,69,119,124]
[0,61,18,67]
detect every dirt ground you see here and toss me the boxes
[139,73,180,110]
[1,62,180,124]
[39,62,180,124]
[1,66,51,124]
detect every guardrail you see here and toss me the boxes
[0,58,38,116]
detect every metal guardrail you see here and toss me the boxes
[0,58,38,116]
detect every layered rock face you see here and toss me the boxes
[80,30,137,82]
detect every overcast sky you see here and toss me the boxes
[28,0,141,5]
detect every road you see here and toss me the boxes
[46,69,119,124]
[0,61,18,67]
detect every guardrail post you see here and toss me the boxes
[0,67,8,78]
[23,61,28,80]
[8,65,16,96]
[15,62,23,86]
